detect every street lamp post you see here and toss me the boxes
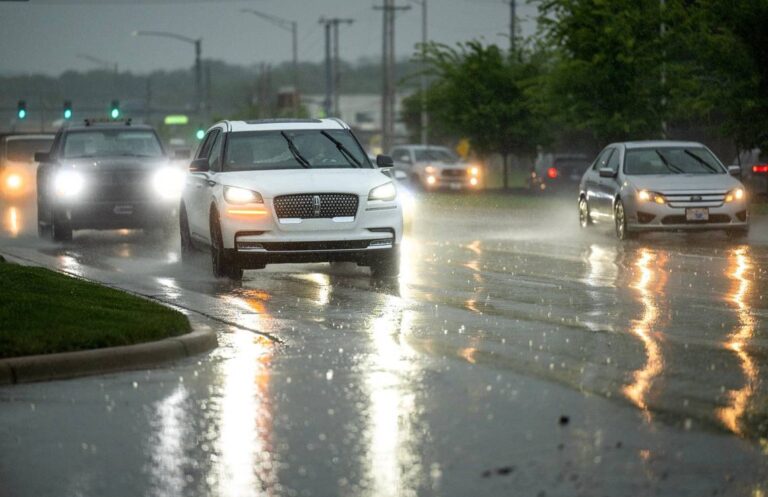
[241,9,299,117]
[132,30,203,114]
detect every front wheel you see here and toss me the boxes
[51,208,73,242]
[369,247,400,279]
[578,197,593,229]
[179,204,195,262]
[210,210,242,280]
[614,200,636,240]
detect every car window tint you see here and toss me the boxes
[208,132,223,170]
[592,148,613,170]
[197,131,216,159]
[606,149,620,172]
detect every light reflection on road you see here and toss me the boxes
[148,385,190,497]
[717,246,758,435]
[3,205,20,237]
[622,248,667,419]
[580,243,619,331]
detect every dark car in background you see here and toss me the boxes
[36,120,185,241]
[529,153,591,194]
[0,133,55,201]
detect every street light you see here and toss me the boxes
[132,30,203,114]
[241,8,299,116]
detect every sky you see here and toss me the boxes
[0,0,540,76]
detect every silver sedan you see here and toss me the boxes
[578,141,749,240]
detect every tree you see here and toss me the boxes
[417,41,549,189]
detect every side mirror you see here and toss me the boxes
[189,158,209,172]
[376,154,394,168]
[34,152,50,163]
[174,149,191,160]
[599,167,617,178]
[728,165,742,177]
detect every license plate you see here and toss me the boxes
[686,207,709,221]
[449,183,462,190]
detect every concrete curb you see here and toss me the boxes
[0,328,217,385]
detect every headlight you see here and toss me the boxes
[368,182,397,201]
[725,188,745,203]
[224,186,263,204]
[425,166,436,174]
[470,166,480,177]
[53,170,85,198]
[6,174,22,190]
[637,190,665,204]
[152,167,186,200]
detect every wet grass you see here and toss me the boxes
[0,261,190,358]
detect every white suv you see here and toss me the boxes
[180,118,403,280]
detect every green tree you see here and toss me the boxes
[417,41,549,189]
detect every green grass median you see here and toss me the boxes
[0,260,190,359]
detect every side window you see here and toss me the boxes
[393,148,410,163]
[606,148,620,173]
[207,132,223,171]
[195,130,217,159]
[50,130,64,157]
[592,148,614,170]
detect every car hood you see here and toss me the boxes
[627,174,743,192]
[62,157,170,172]
[217,168,392,199]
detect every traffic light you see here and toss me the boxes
[17,100,27,120]
[63,100,73,120]
[195,127,205,140]
[110,100,120,119]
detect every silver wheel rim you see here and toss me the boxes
[579,199,589,228]
[615,203,625,239]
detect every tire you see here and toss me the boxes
[37,199,52,239]
[209,209,242,280]
[51,208,72,242]
[370,247,401,279]
[179,204,194,262]
[578,197,593,229]
[614,200,636,240]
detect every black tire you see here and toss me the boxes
[179,204,194,262]
[51,208,72,242]
[370,247,400,279]
[210,209,242,280]
[578,197,593,229]
[614,200,636,240]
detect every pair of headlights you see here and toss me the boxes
[637,188,745,204]
[223,182,398,205]
[53,167,186,201]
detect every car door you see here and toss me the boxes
[583,148,613,218]
[598,147,621,216]
[187,130,219,238]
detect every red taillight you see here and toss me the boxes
[752,164,768,173]
[547,167,559,179]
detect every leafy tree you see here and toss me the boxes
[416,41,549,189]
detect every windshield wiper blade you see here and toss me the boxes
[655,150,685,174]
[280,132,311,169]
[320,131,361,168]
[684,150,719,173]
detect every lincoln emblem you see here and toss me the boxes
[313,195,321,216]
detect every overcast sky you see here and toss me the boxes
[0,0,540,76]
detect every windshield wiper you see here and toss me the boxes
[684,150,719,173]
[280,132,311,168]
[320,131,361,168]
[655,150,685,174]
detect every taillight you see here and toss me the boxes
[547,167,559,179]
[752,164,768,173]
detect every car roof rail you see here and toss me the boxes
[83,118,132,127]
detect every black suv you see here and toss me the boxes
[36,120,184,241]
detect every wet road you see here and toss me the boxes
[2,194,768,496]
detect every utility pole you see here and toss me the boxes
[509,0,516,53]
[319,17,354,118]
[411,0,429,146]
[375,1,411,154]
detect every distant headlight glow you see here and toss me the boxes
[6,174,22,190]
[54,170,85,198]
[368,182,397,201]
[470,166,480,176]
[152,167,186,200]
[224,186,263,204]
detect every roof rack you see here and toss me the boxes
[83,118,132,127]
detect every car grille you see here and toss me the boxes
[273,193,359,219]
[441,169,467,178]
[86,170,153,202]
[662,190,727,208]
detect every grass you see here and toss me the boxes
[0,261,190,359]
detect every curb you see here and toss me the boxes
[0,328,217,385]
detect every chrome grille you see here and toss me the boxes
[273,193,359,219]
[441,169,467,178]
[662,190,727,208]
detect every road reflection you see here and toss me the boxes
[622,248,668,419]
[717,246,758,436]
[580,243,620,331]
[3,205,21,237]
[463,239,484,314]
[148,384,191,497]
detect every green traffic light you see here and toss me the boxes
[64,109,72,120]
[196,129,205,140]
[18,109,26,120]
[110,108,120,119]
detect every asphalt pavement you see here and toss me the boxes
[1,193,768,497]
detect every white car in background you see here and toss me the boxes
[390,144,482,191]
[180,118,403,280]
[578,141,749,240]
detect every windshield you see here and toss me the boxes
[414,148,459,164]
[625,147,725,175]
[6,138,53,162]
[62,130,164,159]
[224,129,372,171]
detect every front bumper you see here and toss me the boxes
[59,200,178,230]
[626,199,748,231]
